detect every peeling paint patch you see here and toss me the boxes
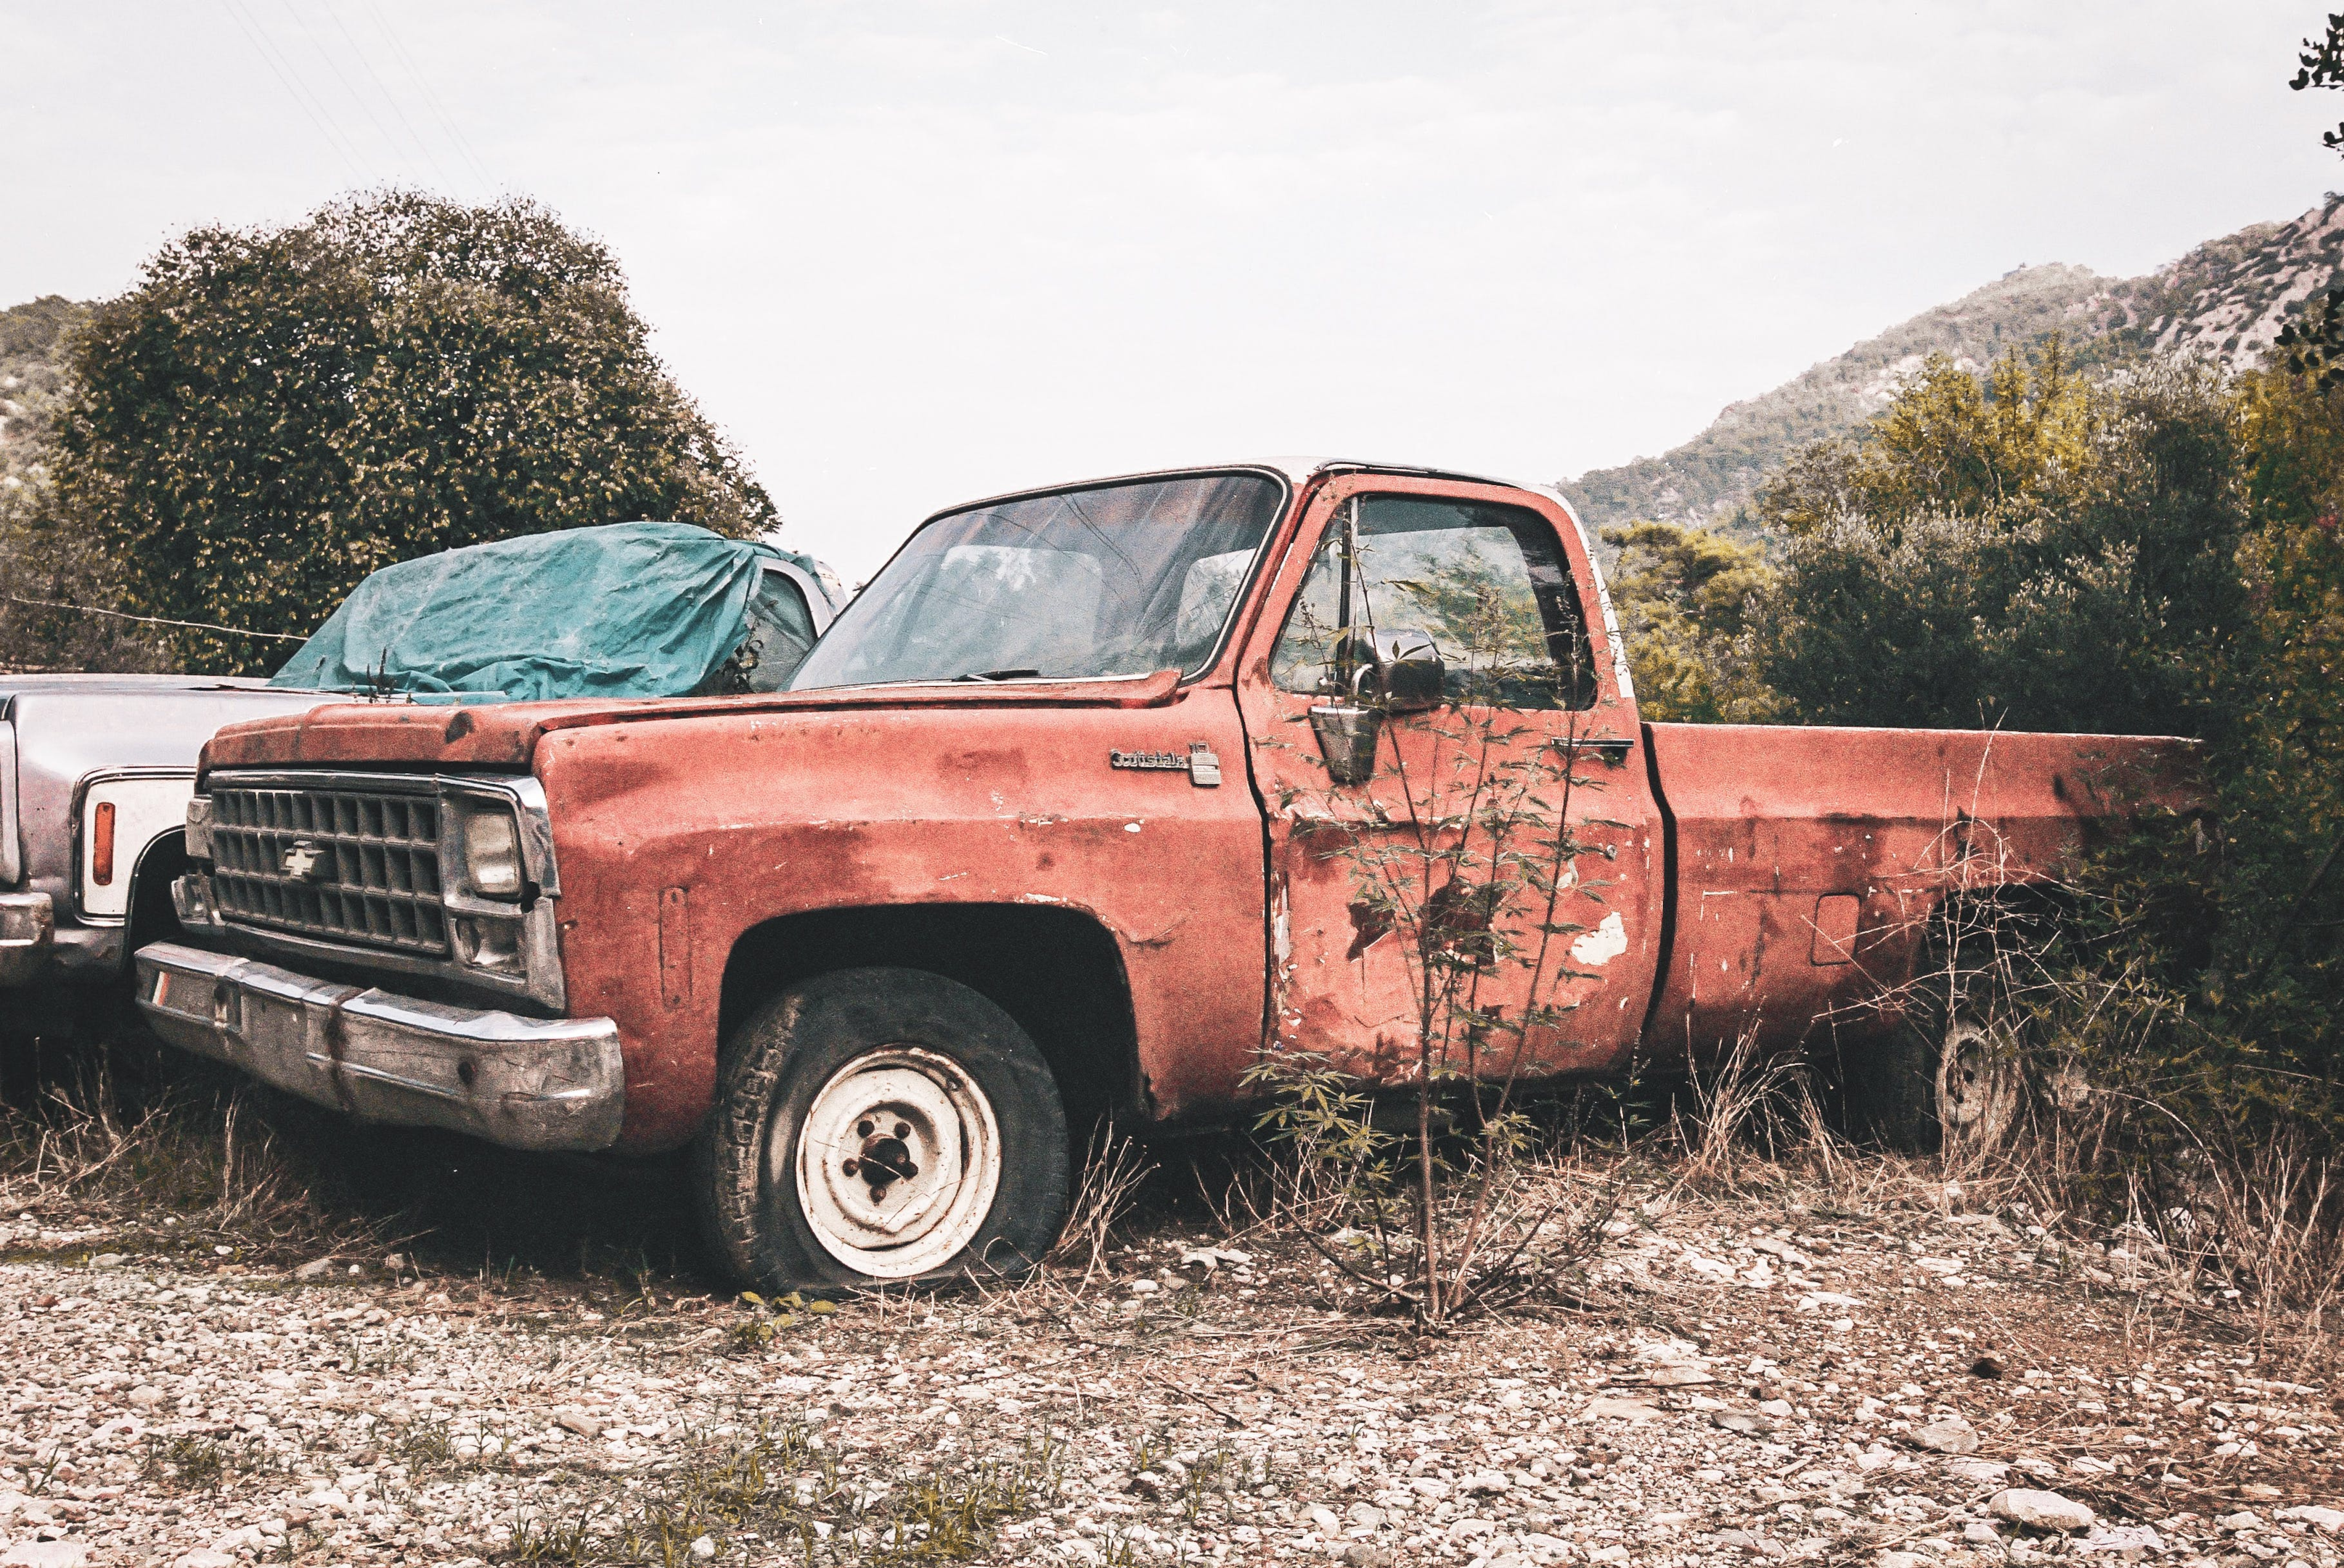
[1569,911,1630,966]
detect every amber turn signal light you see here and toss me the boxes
[92,800,117,886]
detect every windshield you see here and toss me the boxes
[788,472,1286,690]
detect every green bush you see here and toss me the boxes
[1751,344,2247,738]
[52,191,776,673]
[1606,332,2341,1164]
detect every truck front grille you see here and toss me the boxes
[208,783,448,955]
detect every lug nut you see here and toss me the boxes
[841,1159,859,1176]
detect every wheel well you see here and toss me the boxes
[718,905,1141,1126]
[124,829,191,965]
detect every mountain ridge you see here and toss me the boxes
[1560,195,2344,534]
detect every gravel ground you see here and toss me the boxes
[2,1160,2341,1568]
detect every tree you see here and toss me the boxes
[0,295,169,671]
[53,192,777,672]
[2291,12,2344,154]
[1596,520,1781,723]
[1750,345,2246,738]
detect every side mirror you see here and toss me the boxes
[1363,627,1444,712]
[1305,628,1447,785]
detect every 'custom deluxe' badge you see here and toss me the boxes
[1111,744,1221,787]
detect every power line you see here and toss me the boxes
[218,0,371,184]
[280,0,412,184]
[364,1,498,192]
[4,596,310,642]
[324,1,457,192]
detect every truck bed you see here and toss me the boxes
[1641,722,2197,1058]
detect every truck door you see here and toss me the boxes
[1233,475,1666,1083]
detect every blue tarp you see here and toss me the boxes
[270,523,820,702]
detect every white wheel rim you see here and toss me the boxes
[790,1046,1003,1278]
[1938,1021,2016,1148]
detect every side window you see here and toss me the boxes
[701,568,821,694]
[1270,495,1597,710]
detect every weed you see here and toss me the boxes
[728,1290,836,1353]
[505,1501,607,1564]
[1095,1523,1147,1567]
[870,1453,1054,1564]
[1046,1122,1154,1284]
[394,1416,457,1474]
[1242,497,1639,1326]
[142,1433,225,1493]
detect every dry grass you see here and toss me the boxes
[1661,1030,1848,1196]
[0,1033,387,1263]
[13,995,2344,1363]
[1042,1120,1155,1286]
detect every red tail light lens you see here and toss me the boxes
[92,800,117,886]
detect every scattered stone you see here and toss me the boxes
[1180,1246,1251,1271]
[1644,1363,1716,1387]
[1908,1416,1980,1455]
[2078,1524,2165,1554]
[1991,1489,2097,1533]
[0,1130,2321,1567]
[2281,1505,2344,1532]
[4,1546,91,1568]
[1583,1397,1664,1423]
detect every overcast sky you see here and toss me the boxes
[7,2,2340,576]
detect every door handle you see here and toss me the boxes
[1554,736,1636,767]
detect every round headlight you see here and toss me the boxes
[463,811,523,900]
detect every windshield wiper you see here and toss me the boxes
[952,668,1043,683]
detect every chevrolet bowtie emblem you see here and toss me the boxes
[281,839,330,881]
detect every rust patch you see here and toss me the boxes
[658,886,692,1010]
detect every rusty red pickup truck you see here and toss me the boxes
[134,461,2189,1290]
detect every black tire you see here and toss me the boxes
[1847,944,2023,1156]
[692,966,1069,1292]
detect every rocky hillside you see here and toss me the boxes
[1561,195,2344,535]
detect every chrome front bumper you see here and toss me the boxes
[0,893,54,986]
[134,941,625,1152]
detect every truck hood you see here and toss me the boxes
[199,669,1186,775]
